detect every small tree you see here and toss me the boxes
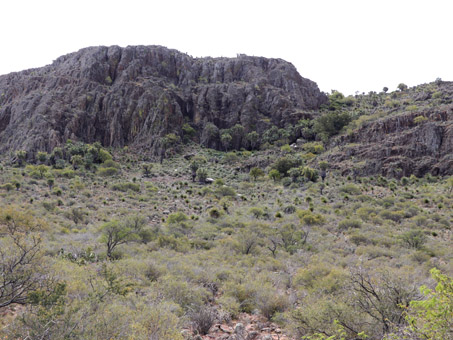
[71,155,83,170]
[37,164,48,179]
[142,163,153,177]
[269,169,281,182]
[37,152,48,164]
[319,161,329,171]
[0,206,48,308]
[383,87,389,93]
[47,178,55,189]
[190,162,199,182]
[302,166,318,182]
[397,83,408,91]
[319,161,329,181]
[220,132,232,151]
[249,167,264,181]
[99,217,146,259]
[247,131,260,150]
[15,150,27,167]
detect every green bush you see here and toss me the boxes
[98,167,119,177]
[215,186,236,197]
[167,211,189,224]
[297,210,325,225]
[111,182,140,192]
[314,111,352,139]
[338,219,362,230]
[0,183,14,191]
[100,159,120,169]
[380,209,405,222]
[272,157,301,176]
[400,229,426,249]
[302,142,325,154]
[339,184,361,195]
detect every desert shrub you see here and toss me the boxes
[380,209,405,222]
[356,206,379,221]
[314,111,352,139]
[52,168,76,178]
[52,187,63,196]
[196,168,208,183]
[218,295,241,319]
[0,183,14,191]
[98,148,112,162]
[98,167,118,177]
[400,229,427,249]
[157,235,190,252]
[282,177,292,187]
[189,306,217,335]
[302,142,325,154]
[111,182,140,192]
[338,218,362,230]
[208,208,222,219]
[223,281,259,313]
[301,166,318,182]
[126,308,181,340]
[284,205,296,214]
[215,185,236,197]
[157,275,208,310]
[167,211,189,224]
[339,183,361,195]
[100,159,120,169]
[297,210,325,225]
[279,223,309,254]
[272,156,301,176]
[413,115,427,124]
[223,152,239,163]
[294,263,347,294]
[256,285,289,320]
[349,232,374,246]
[145,182,158,192]
[249,207,264,218]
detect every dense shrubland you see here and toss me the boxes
[1,81,453,339]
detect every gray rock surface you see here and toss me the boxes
[327,104,453,177]
[0,45,326,156]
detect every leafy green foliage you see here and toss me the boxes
[405,268,453,340]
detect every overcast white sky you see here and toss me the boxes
[1,0,452,95]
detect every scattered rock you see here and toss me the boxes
[234,323,245,335]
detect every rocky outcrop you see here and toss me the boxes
[327,104,453,177]
[0,45,326,156]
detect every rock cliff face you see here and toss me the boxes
[0,45,327,156]
[328,103,453,177]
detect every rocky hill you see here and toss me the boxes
[325,82,453,177]
[0,45,326,157]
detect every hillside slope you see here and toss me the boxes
[325,82,453,177]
